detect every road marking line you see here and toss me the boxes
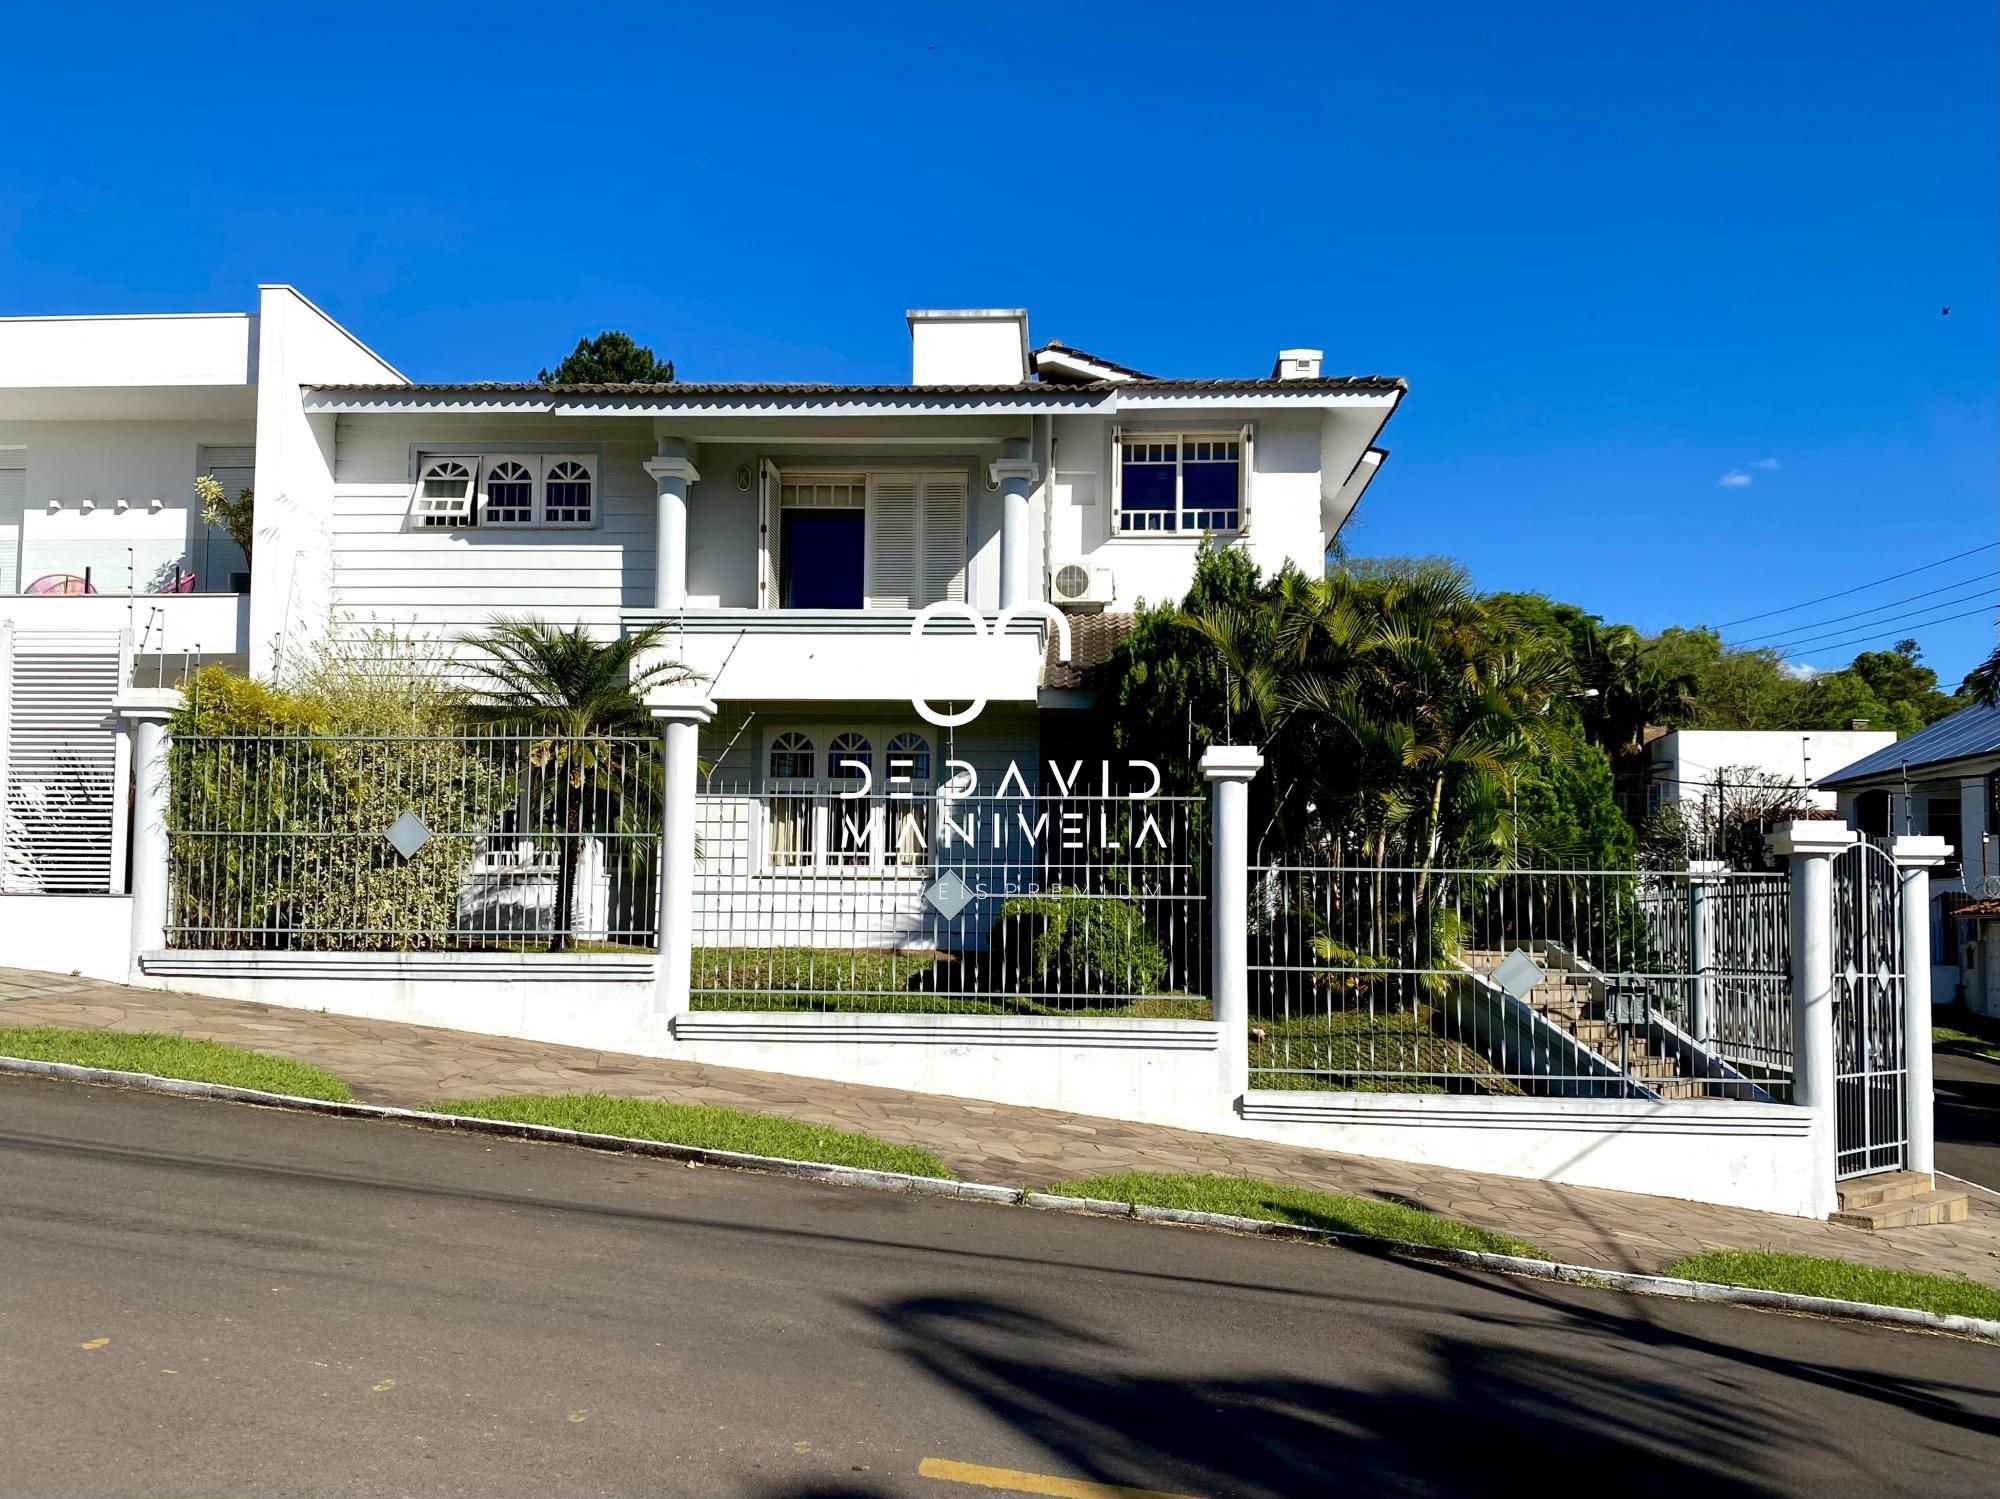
[917,1457,1202,1499]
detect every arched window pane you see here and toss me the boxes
[827,732,872,780]
[769,731,814,779]
[485,459,534,525]
[886,731,931,782]
[545,459,593,525]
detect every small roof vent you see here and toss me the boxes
[1273,348,1324,380]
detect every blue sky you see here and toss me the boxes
[4,2,1993,680]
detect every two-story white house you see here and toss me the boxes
[0,290,1400,953]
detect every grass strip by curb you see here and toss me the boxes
[428,1092,956,1180]
[0,1025,350,1101]
[1934,1025,2000,1063]
[1663,1250,2000,1322]
[1041,1171,1544,1258]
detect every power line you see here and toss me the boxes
[1756,584,2000,654]
[1715,541,2000,629]
[1729,569,1999,645]
[1771,602,2000,661]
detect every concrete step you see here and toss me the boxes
[1835,1171,1933,1211]
[1830,1186,1971,1231]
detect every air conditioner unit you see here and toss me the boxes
[1049,561,1115,608]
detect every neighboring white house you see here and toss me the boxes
[0,290,1401,921]
[1645,728,1896,815]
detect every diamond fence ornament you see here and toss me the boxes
[1490,947,1545,1000]
[923,870,974,921]
[385,811,433,861]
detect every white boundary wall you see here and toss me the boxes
[130,949,1823,1216]
[1,894,135,982]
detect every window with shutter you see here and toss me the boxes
[865,474,921,608]
[414,458,478,527]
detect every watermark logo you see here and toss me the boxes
[907,601,1072,728]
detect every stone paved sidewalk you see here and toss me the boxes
[3,967,1997,1287]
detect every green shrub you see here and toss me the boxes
[990,887,1169,996]
[167,653,508,951]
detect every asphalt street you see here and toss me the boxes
[2,1074,1996,1499]
[1934,1047,2000,1194]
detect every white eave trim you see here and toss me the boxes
[300,386,1400,417]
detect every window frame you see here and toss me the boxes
[408,449,604,532]
[755,722,936,877]
[1109,424,1253,537]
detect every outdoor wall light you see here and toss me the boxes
[80,498,96,514]
[46,497,61,513]
[148,496,165,513]
[114,498,130,513]
[736,464,752,491]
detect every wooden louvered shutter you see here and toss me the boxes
[866,474,920,609]
[0,460,24,593]
[1,632,123,893]
[757,459,783,610]
[920,473,968,605]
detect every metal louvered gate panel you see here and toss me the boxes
[1832,840,1907,1179]
[1,630,126,893]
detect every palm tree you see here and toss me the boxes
[1965,642,2000,706]
[464,618,694,952]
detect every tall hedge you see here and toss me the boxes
[167,665,508,951]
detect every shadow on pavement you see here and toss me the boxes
[854,1279,2000,1499]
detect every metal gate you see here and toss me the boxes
[1832,841,1906,1179]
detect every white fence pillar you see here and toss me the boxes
[644,442,699,612]
[114,687,182,979]
[648,684,716,1017]
[1770,820,1854,1216]
[1892,834,1952,1178]
[1202,746,1263,1105]
[989,439,1040,613]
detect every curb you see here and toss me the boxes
[6,1054,1997,1343]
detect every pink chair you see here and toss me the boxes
[24,574,95,596]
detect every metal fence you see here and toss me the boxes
[167,731,663,951]
[1246,864,1792,1100]
[691,786,1208,1016]
[1643,870,1793,1086]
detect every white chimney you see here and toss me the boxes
[1272,348,1324,380]
[907,308,1030,386]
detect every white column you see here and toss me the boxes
[1962,775,1991,892]
[1687,858,1727,1048]
[644,441,699,612]
[648,684,717,1018]
[1202,746,1263,1105]
[1892,834,1952,1178]
[989,438,1040,612]
[1770,820,1854,1216]
[115,687,182,980]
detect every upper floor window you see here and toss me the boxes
[413,453,599,530]
[1111,427,1250,534]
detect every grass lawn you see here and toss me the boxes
[1042,1171,1544,1257]
[1664,1250,2000,1321]
[1248,1004,1520,1095]
[691,946,1209,1019]
[0,1024,351,1101]
[1934,1006,2000,1062]
[428,1091,956,1179]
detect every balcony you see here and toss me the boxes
[620,607,1050,705]
[1,502,250,658]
